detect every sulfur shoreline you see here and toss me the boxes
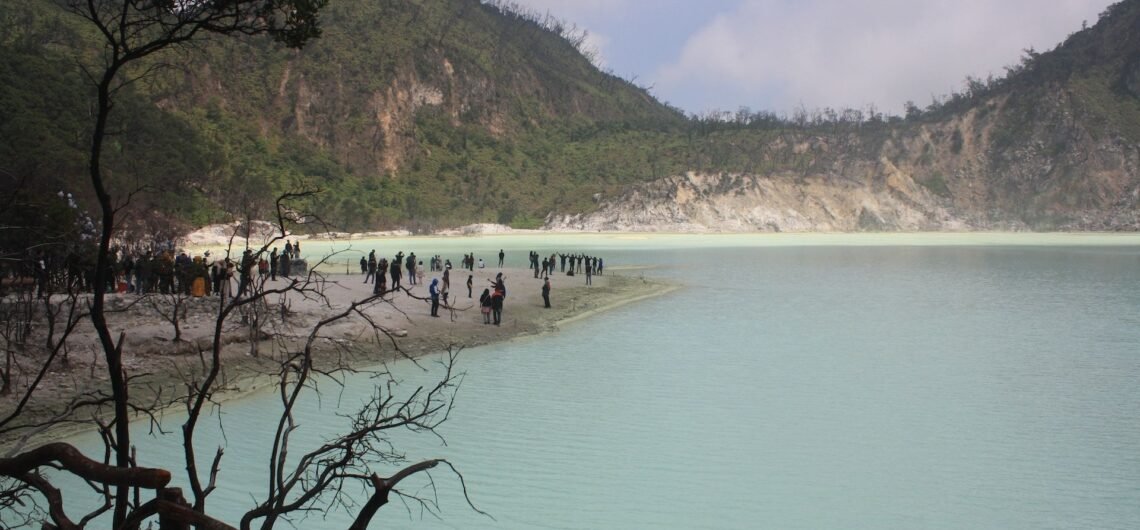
[0,269,678,452]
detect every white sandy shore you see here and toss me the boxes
[0,266,677,450]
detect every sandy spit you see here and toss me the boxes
[0,268,676,452]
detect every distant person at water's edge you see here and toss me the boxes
[498,249,505,267]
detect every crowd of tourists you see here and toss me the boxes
[360,249,497,318]
[2,241,304,300]
[356,248,606,323]
[526,251,603,285]
[6,243,608,327]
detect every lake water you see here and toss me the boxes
[55,234,1140,528]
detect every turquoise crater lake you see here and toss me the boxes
[61,234,1140,529]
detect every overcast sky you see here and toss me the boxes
[503,0,1115,116]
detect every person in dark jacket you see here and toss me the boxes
[390,256,402,290]
[490,273,506,325]
[429,278,440,317]
[479,288,492,324]
[542,277,551,308]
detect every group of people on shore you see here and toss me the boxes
[528,251,604,285]
[360,249,505,322]
[356,248,608,323]
[5,242,305,301]
[7,244,607,327]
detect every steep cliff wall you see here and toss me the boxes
[550,87,1140,232]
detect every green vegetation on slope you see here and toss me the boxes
[2,0,1139,234]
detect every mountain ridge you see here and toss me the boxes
[1,0,1138,235]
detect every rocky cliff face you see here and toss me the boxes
[546,171,971,232]
[550,85,1140,232]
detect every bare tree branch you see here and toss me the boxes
[0,442,170,489]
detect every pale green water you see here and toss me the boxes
[51,234,1140,528]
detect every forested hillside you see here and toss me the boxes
[1,0,684,233]
[2,0,1139,234]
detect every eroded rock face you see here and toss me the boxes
[545,172,970,232]
[547,85,1140,233]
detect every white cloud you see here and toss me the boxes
[581,31,610,68]
[498,0,629,20]
[657,0,1112,114]
[493,0,622,69]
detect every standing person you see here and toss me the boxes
[406,252,417,286]
[416,261,425,286]
[237,249,253,298]
[377,257,388,295]
[281,249,291,277]
[479,288,492,324]
[442,266,451,297]
[283,241,292,261]
[221,259,234,302]
[210,258,223,297]
[33,253,48,299]
[490,272,506,326]
[585,259,593,286]
[293,240,300,258]
[491,285,504,326]
[269,247,278,281]
[390,256,402,291]
[122,253,135,293]
[542,277,551,308]
[498,249,504,268]
[359,255,367,275]
[428,278,440,317]
[478,258,485,269]
[365,251,377,283]
[466,274,473,298]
